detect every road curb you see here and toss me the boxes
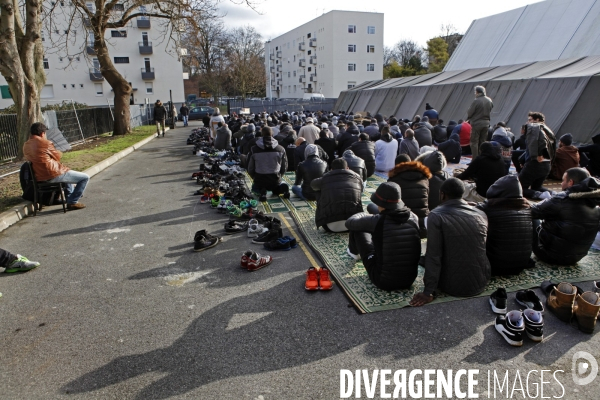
[0,129,164,233]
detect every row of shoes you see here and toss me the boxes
[490,288,544,346]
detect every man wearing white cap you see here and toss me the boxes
[298,117,320,144]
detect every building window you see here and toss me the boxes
[293,85,296,92]
[293,71,296,77]
[348,25,356,33]
[276,73,279,77]
[75,56,80,62]
[59,57,63,62]
[0,85,11,99]
[114,57,129,63]
[348,63,356,71]
[308,50,311,55]
[71,84,76,89]
[62,84,67,89]
[367,45,375,53]
[95,83,103,96]
[41,32,45,42]
[348,81,356,89]
[55,30,60,34]
[307,33,311,38]
[43,58,49,69]
[367,64,375,71]
[110,30,127,38]
[146,82,153,94]
[293,55,296,61]
[288,72,290,77]
[348,44,356,52]
[113,3,124,11]
[80,84,84,88]
[367,26,375,34]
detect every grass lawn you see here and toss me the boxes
[0,125,156,214]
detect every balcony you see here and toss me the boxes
[270,53,275,60]
[310,56,317,64]
[139,41,153,54]
[299,75,306,83]
[86,45,95,55]
[276,51,282,58]
[89,68,103,81]
[276,65,282,72]
[310,74,317,82]
[141,67,155,80]
[298,42,306,51]
[309,38,317,47]
[270,66,275,73]
[299,59,306,67]
[137,18,151,29]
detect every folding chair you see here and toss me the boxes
[27,162,67,215]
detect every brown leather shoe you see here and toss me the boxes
[67,203,86,210]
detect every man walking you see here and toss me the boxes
[180,104,190,127]
[467,86,493,158]
[153,99,167,137]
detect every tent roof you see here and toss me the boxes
[494,58,582,80]
[538,55,600,78]
[462,63,533,82]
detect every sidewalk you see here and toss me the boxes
[0,121,597,399]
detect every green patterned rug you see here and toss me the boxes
[244,171,386,213]
[290,209,600,313]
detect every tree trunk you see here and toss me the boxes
[112,85,131,135]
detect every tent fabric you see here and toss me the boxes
[561,0,600,59]
[351,91,374,114]
[494,58,582,81]
[377,87,409,118]
[438,82,486,123]
[557,76,600,143]
[539,55,600,78]
[484,80,532,125]
[396,86,430,120]
[462,63,533,82]
[412,70,465,86]
[430,67,495,84]
[414,84,456,120]
[364,88,391,115]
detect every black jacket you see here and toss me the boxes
[342,150,367,182]
[531,177,600,265]
[315,137,336,166]
[387,162,431,222]
[438,133,461,164]
[153,104,167,120]
[295,155,328,200]
[432,125,447,144]
[294,142,308,170]
[455,142,507,197]
[312,169,363,228]
[346,208,421,291]
[424,199,491,296]
[417,151,449,210]
[578,134,600,176]
[179,105,189,116]
[414,125,433,147]
[348,140,376,177]
[337,125,359,155]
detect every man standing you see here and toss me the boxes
[24,123,89,210]
[518,112,553,199]
[298,117,320,144]
[467,86,493,158]
[410,178,491,306]
[153,99,167,137]
[180,103,190,127]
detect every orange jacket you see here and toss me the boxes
[23,135,69,181]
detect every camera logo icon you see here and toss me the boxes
[572,351,598,386]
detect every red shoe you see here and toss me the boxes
[246,251,273,271]
[305,267,319,291]
[318,267,333,290]
[241,250,253,269]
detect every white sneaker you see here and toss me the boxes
[538,191,552,200]
[346,248,361,260]
[247,222,268,238]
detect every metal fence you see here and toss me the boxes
[0,114,19,163]
[227,98,338,116]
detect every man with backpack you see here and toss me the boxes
[518,111,556,200]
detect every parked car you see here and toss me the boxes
[179,106,214,121]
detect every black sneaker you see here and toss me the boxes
[263,238,292,251]
[224,220,249,234]
[489,288,507,314]
[194,229,222,242]
[193,235,219,252]
[252,226,283,244]
[515,289,545,313]
[523,309,544,342]
[495,310,525,346]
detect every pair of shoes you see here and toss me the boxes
[4,255,40,273]
[193,230,222,252]
[252,223,282,244]
[224,220,249,234]
[346,248,361,260]
[545,281,600,333]
[495,309,544,346]
[489,288,544,314]
[240,250,272,271]
[305,267,333,291]
[263,236,297,251]
[67,203,86,210]
[247,219,268,238]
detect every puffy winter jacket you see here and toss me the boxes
[416,151,449,210]
[432,125,447,144]
[531,177,600,265]
[346,208,421,291]
[438,133,461,164]
[343,150,367,182]
[399,137,420,160]
[348,140,376,177]
[455,142,507,197]
[315,137,336,166]
[423,199,491,296]
[477,175,532,276]
[295,155,328,200]
[274,125,297,148]
[294,142,307,169]
[248,137,287,189]
[388,162,431,222]
[414,125,433,147]
[337,125,360,155]
[214,125,232,150]
[312,169,363,228]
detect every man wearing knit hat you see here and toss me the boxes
[550,133,580,180]
[345,182,421,291]
[298,117,320,144]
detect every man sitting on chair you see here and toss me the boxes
[23,122,89,210]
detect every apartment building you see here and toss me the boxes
[0,2,185,109]
[265,10,384,99]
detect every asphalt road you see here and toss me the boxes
[0,121,598,399]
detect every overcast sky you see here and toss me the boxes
[219,0,541,48]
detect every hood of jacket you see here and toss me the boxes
[592,133,600,144]
[343,149,358,159]
[381,207,412,224]
[256,136,279,150]
[416,150,447,174]
[567,178,600,203]
[449,132,460,143]
[486,175,523,199]
[379,133,393,143]
[346,125,359,136]
[492,133,512,148]
[305,144,318,158]
[480,141,502,160]
[388,161,432,180]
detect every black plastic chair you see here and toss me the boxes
[27,162,67,215]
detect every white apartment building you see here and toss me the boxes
[0,2,185,109]
[265,10,383,99]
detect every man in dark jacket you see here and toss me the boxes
[315,130,336,169]
[438,132,461,164]
[247,127,290,202]
[530,168,600,265]
[214,122,231,150]
[467,85,493,158]
[346,182,421,291]
[455,142,507,201]
[410,178,491,306]
[388,154,431,232]
[578,133,600,177]
[274,123,297,172]
[348,133,376,177]
[179,104,190,127]
[292,144,328,201]
[446,120,457,139]
[432,119,447,144]
[477,175,532,276]
[364,119,380,141]
[413,122,433,147]
[153,100,167,137]
[342,149,367,182]
[416,150,449,210]
[518,112,553,199]
[312,158,363,232]
[294,137,308,170]
[550,133,579,180]
[337,122,360,156]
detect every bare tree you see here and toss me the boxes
[0,0,45,158]
[224,25,264,99]
[439,23,462,57]
[393,40,424,68]
[383,45,396,67]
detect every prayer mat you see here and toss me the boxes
[290,208,600,313]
